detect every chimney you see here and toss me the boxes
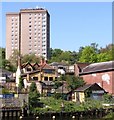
[40,58,47,66]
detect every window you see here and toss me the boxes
[43,69,54,74]
[44,77,48,81]
[42,25,46,27]
[42,29,45,31]
[49,77,53,81]
[27,68,31,72]
[33,77,38,80]
[42,17,45,19]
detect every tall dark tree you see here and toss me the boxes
[18,77,24,91]
[0,48,16,72]
[29,82,40,111]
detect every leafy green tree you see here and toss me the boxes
[49,48,63,63]
[57,74,85,91]
[97,52,112,62]
[98,44,114,61]
[102,94,112,103]
[18,77,24,91]
[29,82,40,111]
[66,75,85,90]
[22,53,40,64]
[77,46,84,61]
[0,48,16,72]
[79,46,97,63]
[0,47,5,68]
[90,43,99,53]
[49,49,78,64]
[53,81,63,89]
[51,48,63,57]
[59,51,72,64]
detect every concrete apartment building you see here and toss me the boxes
[6,8,50,60]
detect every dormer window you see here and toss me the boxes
[27,68,32,71]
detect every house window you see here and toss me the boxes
[33,77,38,80]
[49,77,53,81]
[27,68,31,71]
[43,69,54,74]
[44,77,48,81]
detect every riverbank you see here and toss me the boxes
[1,107,114,120]
[2,110,114,120]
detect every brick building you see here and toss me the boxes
[79,61,114,96]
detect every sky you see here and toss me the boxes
[1,2,112,52]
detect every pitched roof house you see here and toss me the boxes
[72,83,106,103]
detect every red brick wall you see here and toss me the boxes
[81,71,114,95]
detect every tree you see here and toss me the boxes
[51,48,63,57]
[59,51,72,64]
[99,44,114,61]
[97,52,112,62]
[8,49,20,67]
[79,46,97,63]
[49,49,78,64]
[57,74,85,91]
[22,53,40,64]
[0,47,16,72]
[18,77,24,91]
[90,43,99,53]
[29,82,40,111]
[66,75,85,90]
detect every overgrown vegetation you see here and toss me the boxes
[28,82,40,112]
[18,77,24,91]
[33,97,104,114]
[1,43,114,72]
